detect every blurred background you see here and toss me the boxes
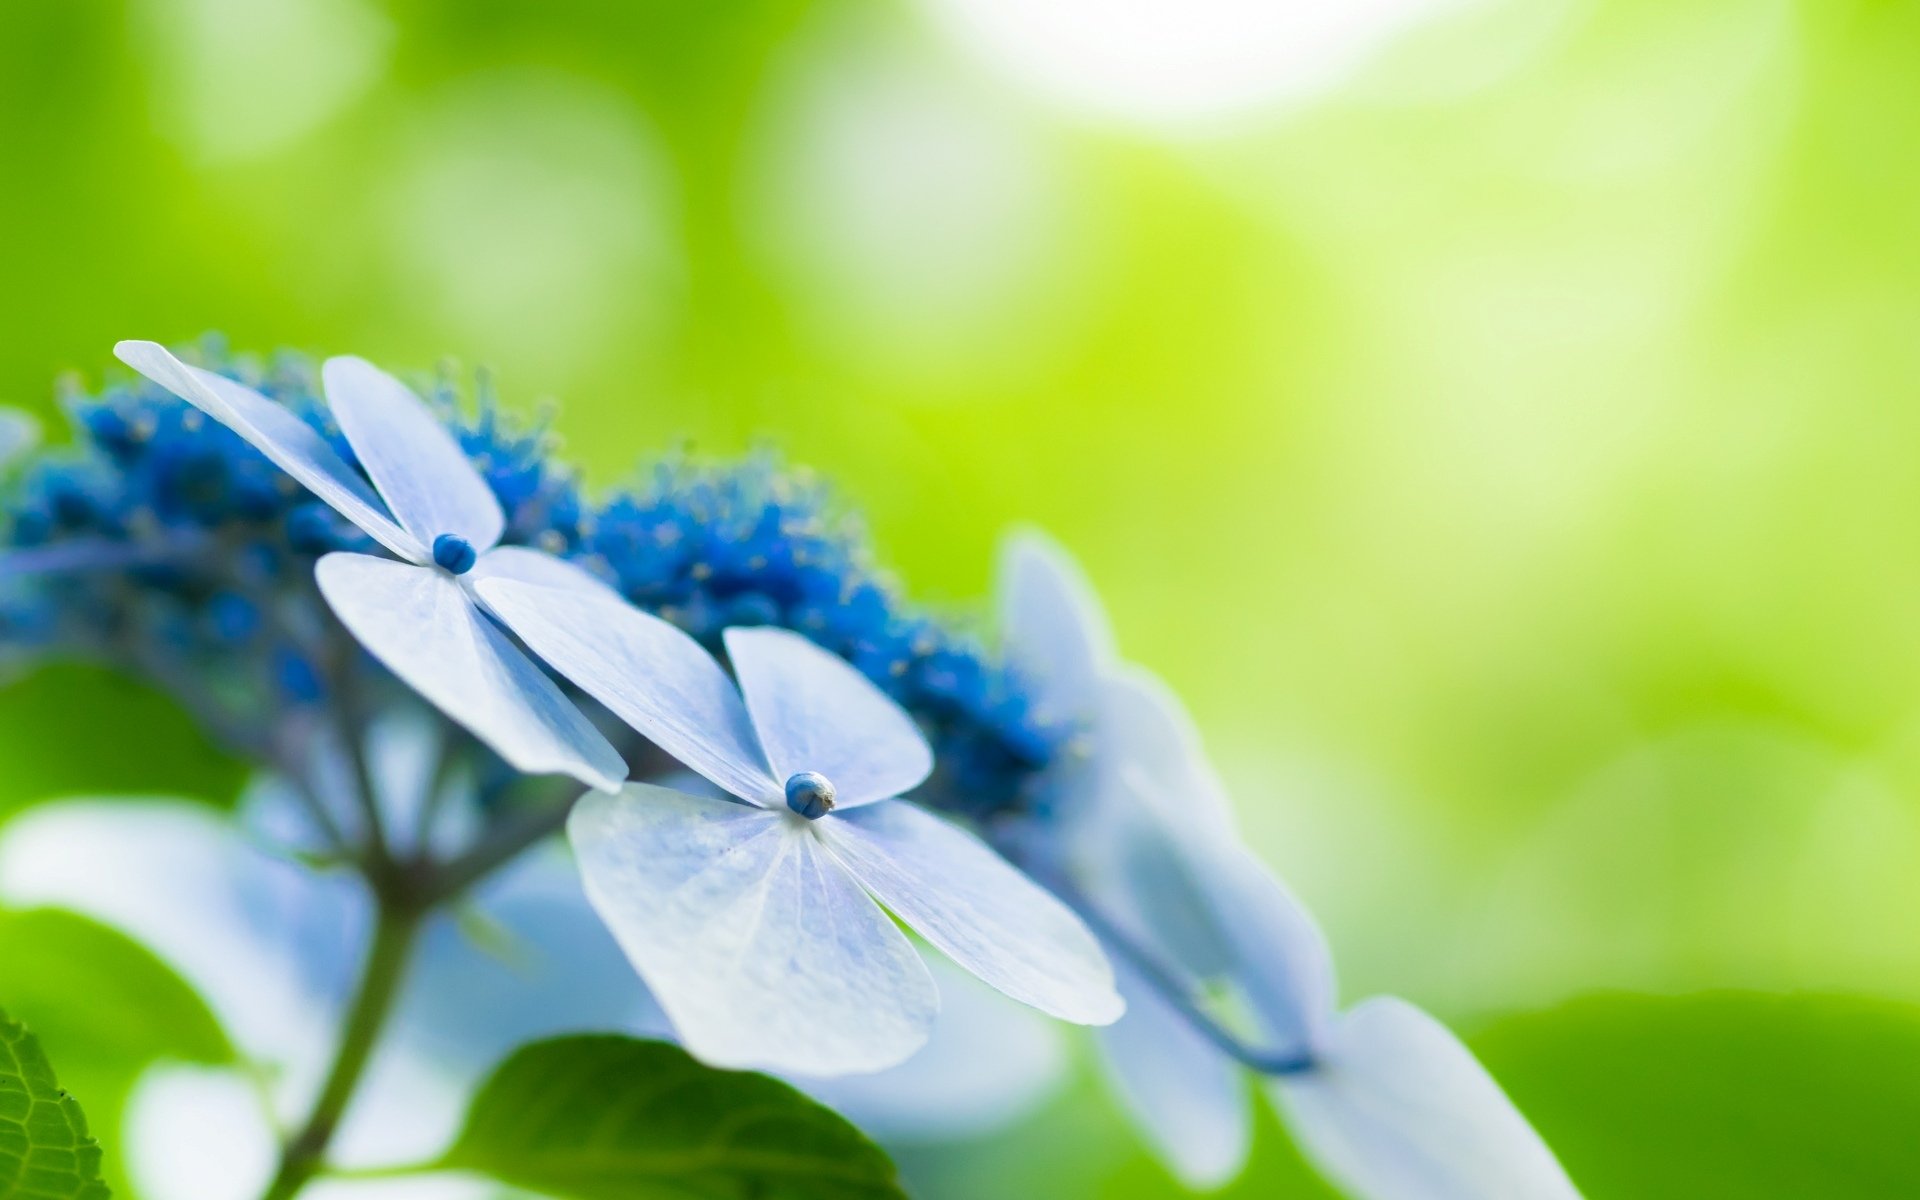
[6,0,1920,1194]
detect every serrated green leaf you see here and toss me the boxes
[0,908,231,1200]
[0,1007,109,1200]
[445,1036,907,1200]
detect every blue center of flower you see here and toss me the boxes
[784,771,836,820]
[432,533,478,575]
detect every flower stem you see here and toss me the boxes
[259,896,423,1200]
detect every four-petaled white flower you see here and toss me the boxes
[478,576,1126,1075]
[999,529,1578,1200]
[114,341,626,793]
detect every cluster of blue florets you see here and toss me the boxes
[581,459,1066,821]
[0,343,1066,823]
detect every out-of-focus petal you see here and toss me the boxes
[321,356,504,553]
[0,407,40,471]
[795,955,1069,1144]
[478,578,776,803]
[113,341,420,561]
[820,801,1121,1025]
[1204,838,1339,1057]
[123,1065,277,1200]
[316,553,625,793]
[1095,959,1250,1189]
[1097,665,1235,837]
[391,844,664,1078]
[1272,997,1579,1200]
[570,783,936,1075]
[996,528,1114,725]
[723,626,932,808]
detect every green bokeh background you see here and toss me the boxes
[6,0,1920,1193]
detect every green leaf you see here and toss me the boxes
[0,665,244,822]
[1473,991,1920,1198]
[0,1007,110,1200]
[0,908,232,1199]
[444,1036,907,1200]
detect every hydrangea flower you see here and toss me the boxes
[112,340,625,792]
[477,577,1124,1074]
[997,531,1578,1198]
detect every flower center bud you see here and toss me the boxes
[784,771,836,820]
[432,533,478,575]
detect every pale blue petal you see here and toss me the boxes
[321,356,504,552]
[477,578,777,803]
[819,801,1122,1025]
[1096,666,1236,838]
[470,544,622,600]
[1092,802,1239,982]
[113,341,421,561]
[570,783,936,1075]
[1272,997,1579,1200]
[1201,837,1339,1057]
[315,553,626,792]
[1096,959,1250,1188]
[0,408,39,472]
[795,955,1068,1143]
[996,528,1114,726]
[723,626,932,808]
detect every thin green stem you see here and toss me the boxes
[258,898,423,1200]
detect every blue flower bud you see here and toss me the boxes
[433,533,478,575]
[784,771,836,820]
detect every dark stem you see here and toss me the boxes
[259,895,423,1200]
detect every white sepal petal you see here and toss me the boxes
[315,553,625,793]
[470,545,622,601]
[1095,959,1251,1189]
[997,528,1114,725]
[113,341,421,561]
[1273,997,1579,1200]
[321,356,504,553]
[477,579,778,803]
[723,626,932,808]
[570,783,937,1076]
[820,801,1122,1025]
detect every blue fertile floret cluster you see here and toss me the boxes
[0,344,1065,823]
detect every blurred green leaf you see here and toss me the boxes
[444,1035,906,1200]
[1473,991,1920,1198]
[0,909,232,1200]
[0,1006,110,1200]
[0,666,243,821]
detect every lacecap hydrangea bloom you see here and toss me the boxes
[0,340,1575,1200]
